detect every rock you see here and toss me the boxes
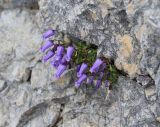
[136,75,152,86]
[0,9,41,81]
[0,82,63,127]
[0,9,41,62]
[31,63,74,89]
[31,63,50,88]
[156,117,160,123]
[37,0,160,85]
[1,61,31,82]
[0,80,6,92]
[57,76,160,127]
[144,85,156,101]
[0,0,160,127]
[0,0,39,10]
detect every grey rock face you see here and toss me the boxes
[38,0,160,78]
[37,1,160,121]
[0,0,39,10]
[0,0,160,127]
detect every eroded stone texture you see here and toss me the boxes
[0,9,41,81]
[0,0,160,127]
[2,69,159,127]
[37,0,160,79]
[0,0,39,10]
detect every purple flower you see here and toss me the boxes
[87,76,94,85]
[60,55,67,64]
[75,74,87,88]
[42,29,55,39]
[98,72,104,80]
[66,46,74,62]
[99,63,107,72]
[96,80,102,89]
[55,64,67,78]
[55,46,64,61]
[90,58,103,73]
[51,59,60,68]
[42,50,54,62]
[40,40,53,52]
[77,63,88,77]
[105,80,110,88]
[76,64,81,72]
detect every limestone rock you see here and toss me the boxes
[37,0,160,81]
[0,0,160,127]
[0,9,41,83]
[0,0,39,10]
[0,80,6,92]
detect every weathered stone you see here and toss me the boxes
[37,0,160,82]
[0,0,160,127]
[0,0,39,10]
[1,61,31,82]
[0,80,6,92]
[145,85,156,101]
[136,75,153,86]
[31,63,50,88]
[0,9,41,68]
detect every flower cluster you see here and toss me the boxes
[75,59,110,89]
[40,29,74,78]
[40,29,116,90]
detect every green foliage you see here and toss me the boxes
[72,41,119,86]
[62,40,119,88]
[73,41,97,66]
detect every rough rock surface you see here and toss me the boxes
[38,0,160,80]
[0,0,39,10]
[0,0,160,127]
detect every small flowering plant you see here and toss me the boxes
[40,29,118,90]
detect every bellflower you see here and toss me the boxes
[51,59,60,68]
[66,46,74,62]
[42,29,55,39]
[75,74,87,88]
[90,58,103,73]
[76,64,81,72]
[96,80,102,89]
[87,76,94,85]
[55,46,64,61]
[60,55,67,64]
[98,72,104,80]
[42,50,54,62]
[99,63,107,72]
[40,40,54,52]
[55,64,67,78]
[77,63,88,77]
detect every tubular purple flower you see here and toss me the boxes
[105,80,110,88]
[98,72,104,80]
[77,63,88,77]
[75,74,87,88]
[96,80,102,89]
[51,60,59,68]
[99,63,107,72]
[66,46,74,61]
[40,40,53,52]
[90,58,103,73]
[57,46,64,56]
[55,46,64,60]
[55,64,67,78]
[76,64,81,72]
[60,55,67,64]
[42,29,55,39]
[87,76,94,85]
[42,50,54,62]
[94,66,100,73]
